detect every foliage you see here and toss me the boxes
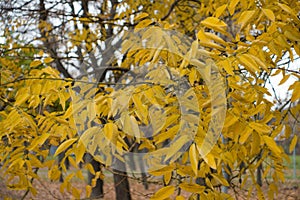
[0,0,300,199]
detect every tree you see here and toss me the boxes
[0,0,299,199]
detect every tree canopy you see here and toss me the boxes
[0,0,299,199]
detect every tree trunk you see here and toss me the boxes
[257,164,262,186]
[86,154,104,199]
[113,158,132,200]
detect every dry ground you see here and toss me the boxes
[0,170,299,200]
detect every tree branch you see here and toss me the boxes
[161,0,181,21]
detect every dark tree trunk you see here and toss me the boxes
[113,158,132,200]
[256,152,263,187]
[86,154,104,199]
[257,164,262,186]
[58,150,70,183]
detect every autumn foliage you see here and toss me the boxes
[0,0,299,199]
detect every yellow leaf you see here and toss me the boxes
[42,66,60,78]
[28,154,43,168]
[58,92,66,110]
[44,57,54,63]
[150,185,175,200]
[199,41,224,50]
[134,12,149,21]
[29,133,50,151]
[237,10,255,30]
[75,141,86,164]
[211,173,229,186]
[104,123,114,142]
[176,196,185,200]
[279,74,290,85]
[86,185,92,197]
[262,8,275,21]
[48,165,61,181]
[239,126,253,144]
[15,90,30,106]
[237,54,259,72]
[38,50,44,56]
[189,68,197,85]
[122,114,141,142]
[189,143,199,176]
[30,60,42,67]
[203,32,227,46]
[76,170,84,180]
[262,135,281,155]
[291,88,300,102]
[135,19,153,29]
[249,122,271,134]
[289,135,297,153]
[72,187,81,199]
[132,93,148,124]
[248,53,269,71]
[85,163,96,175]
[31,83,42,95]
[164,171,172,185]
[54,138,77,157]
[179,182,205,194]
[149,164,175,176]
[218,59,234,75]
[215,5,227,18]
[271,69,281,77]
[154,125,179,144]
[284,30,300,42]
[277,3,297,18]
[68,156,78,169]
[201,17,227,33]
[228,0,239,15]
[203,153,216,169]
[164,135,190,161]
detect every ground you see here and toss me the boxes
[0,169,299,200]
